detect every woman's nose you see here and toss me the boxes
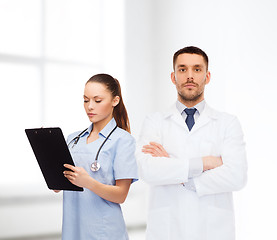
[88,100,94,110]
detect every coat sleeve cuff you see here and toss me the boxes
[188,157,203,178]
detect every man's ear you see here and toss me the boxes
[205,71,211,85]
[112,96,120,107]
[171,72,176,85]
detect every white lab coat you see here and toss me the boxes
[136,103,247,240]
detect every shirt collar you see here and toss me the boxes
[99,118,117,139]
[80,118,117,139]
[176,99,206,115]
[79,126,91,138]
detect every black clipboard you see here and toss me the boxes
[25,127,83,191]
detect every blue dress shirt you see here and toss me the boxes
[176,100,205,190]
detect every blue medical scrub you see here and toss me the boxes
[62,118,138,240]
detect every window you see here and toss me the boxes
[0,0,124,184]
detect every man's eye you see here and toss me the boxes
[179,69,186,72]
[195,68,201,72]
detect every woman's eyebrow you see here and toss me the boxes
[83,95,103,99]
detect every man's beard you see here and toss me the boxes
[177,78,206,103]
[178,90,203,103]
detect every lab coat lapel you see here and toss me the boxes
[191,104,218,133]
[163,103,218,132]
[164,104,187,130]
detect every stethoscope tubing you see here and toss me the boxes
[94,125,117,161]
[67,129,88,148]
[67,125,118,170]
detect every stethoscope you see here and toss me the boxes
[67,125,117,172]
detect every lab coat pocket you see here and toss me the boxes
[200,139,221,157]
[146,207,170,240]
[207,206,235,240]
[200,141,214,156]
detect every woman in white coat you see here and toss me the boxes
[136,46,247,240]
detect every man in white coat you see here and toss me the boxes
[136,46,247,240]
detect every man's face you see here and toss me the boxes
[171,53,210,106]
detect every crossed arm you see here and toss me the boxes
[139,114,247,196]
[142,142,223,171]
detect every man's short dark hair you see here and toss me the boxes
[173,46,209,70]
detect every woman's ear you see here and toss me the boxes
[112,96,120,107]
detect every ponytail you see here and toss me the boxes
[86,74,131,133]
[112,78,131,133]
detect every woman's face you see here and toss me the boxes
[83,82,119,124]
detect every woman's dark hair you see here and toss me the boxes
[86,73,131,133]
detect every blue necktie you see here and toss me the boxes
[184,108,197,131]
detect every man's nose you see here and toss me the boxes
[187,69,194,80]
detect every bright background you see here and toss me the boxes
[0,0,277,239]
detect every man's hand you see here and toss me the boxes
[141,143,222,171]
[202,156,223,171]
[142,142,169,157]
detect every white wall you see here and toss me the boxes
[1,0,277,239]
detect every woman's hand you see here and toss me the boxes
[142,142,169,157]
[64,164,132,204]
[63,164,91,188]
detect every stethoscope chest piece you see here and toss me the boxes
[91,161,101,172]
